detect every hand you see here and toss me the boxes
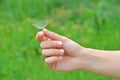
[36,29,120,79]
[36,29,85,72]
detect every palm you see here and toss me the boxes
[54,55,78,71]
[49,40,82,71]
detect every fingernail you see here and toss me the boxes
[58,56,63,60]
[59,50,64,55]
[57,41,63,46]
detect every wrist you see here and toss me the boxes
[77,48,105,71]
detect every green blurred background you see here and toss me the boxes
[0,0,120,80]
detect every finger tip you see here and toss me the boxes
[35,31,44,40]
[43,28,47,31]
[43,28,49,34]
[39,31,44,36]
[43,28,47,32]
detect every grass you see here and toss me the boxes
[0,0,120,80]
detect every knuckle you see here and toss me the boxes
[41,41,53,48]
[49,49,58,55]
[49,49,54,54]
[53,41,58,47]
[48,41,54,47]
[53,41,63,48]
[51,49,61,55]
[55,50,59,55]
[51,41,56,47]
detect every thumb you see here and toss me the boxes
[42,29,68,42]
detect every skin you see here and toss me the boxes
[36,29,120,79]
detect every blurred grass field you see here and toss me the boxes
[0,0,120,80]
